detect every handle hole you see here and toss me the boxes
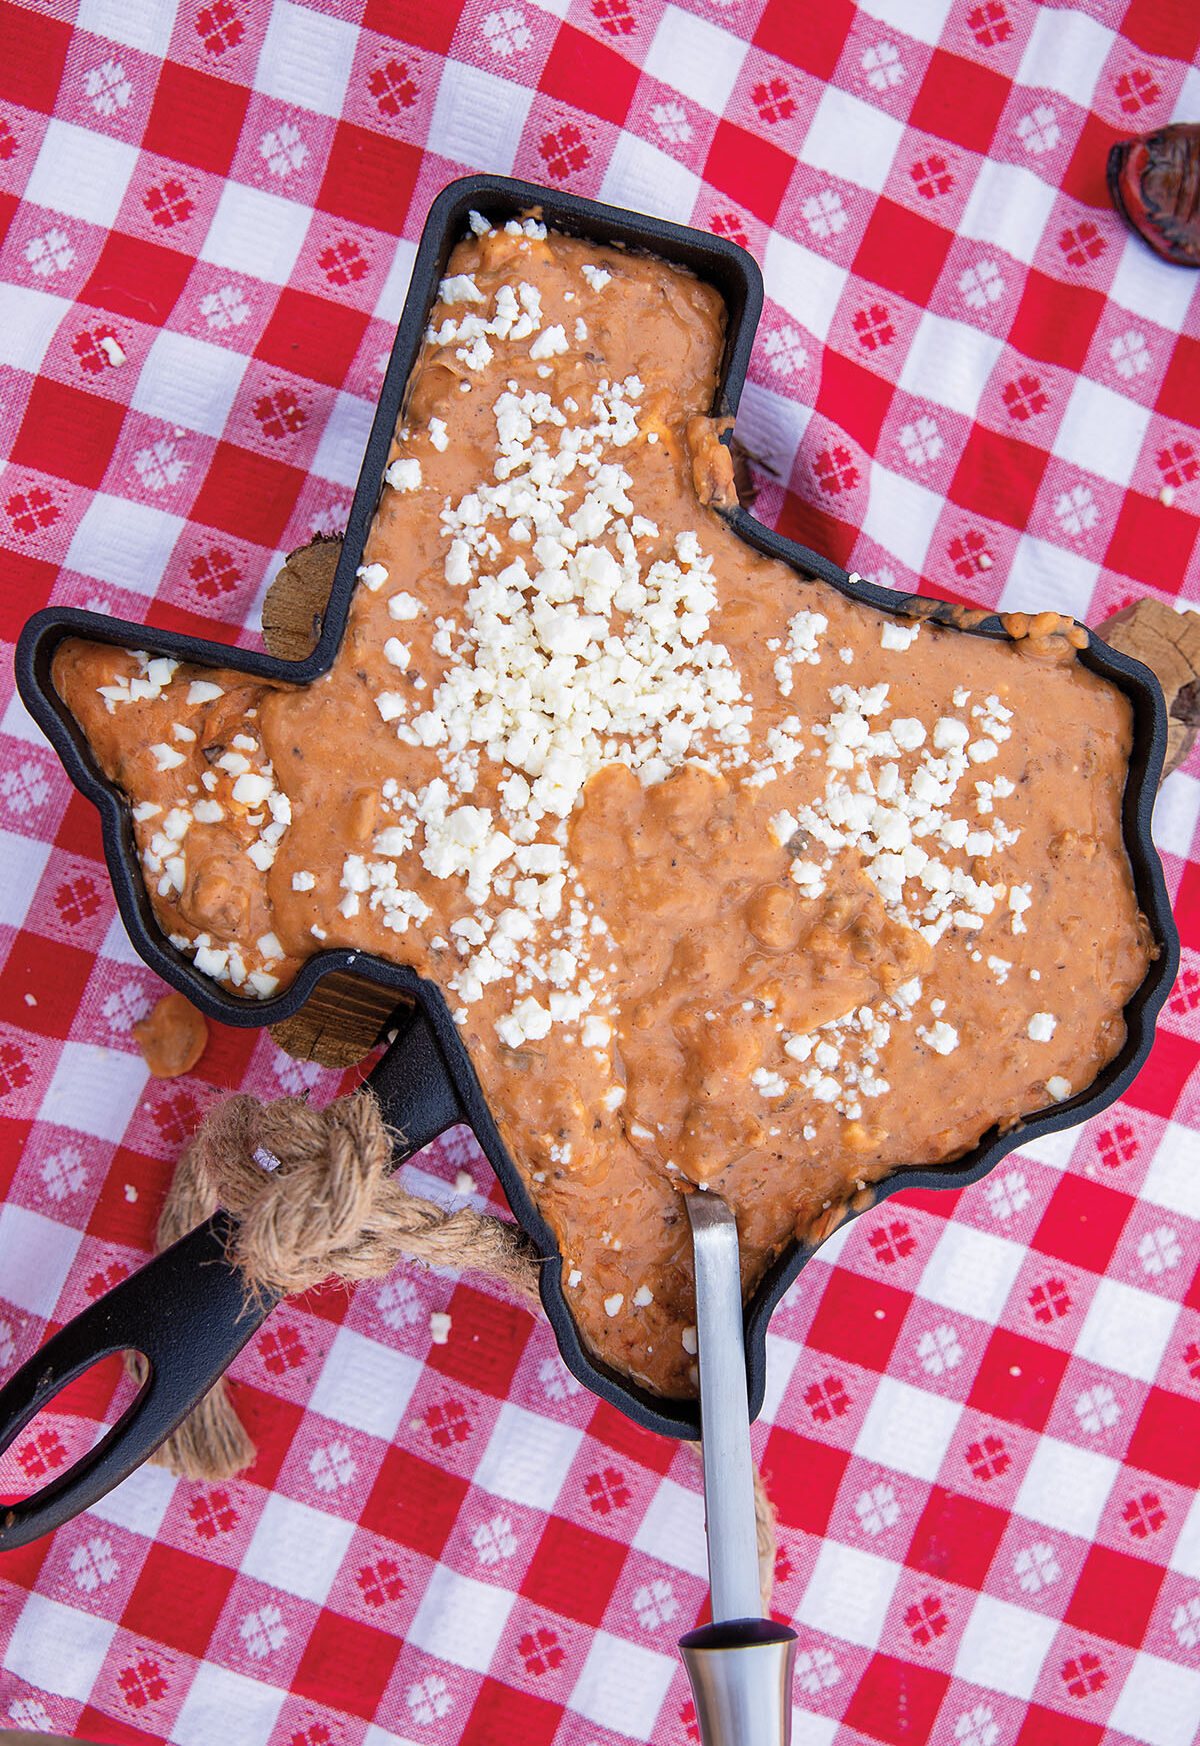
[0,1349,148,1506]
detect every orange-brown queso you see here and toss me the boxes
[54,215,1154,1397]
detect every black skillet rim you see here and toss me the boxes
[14,173,1180,1440]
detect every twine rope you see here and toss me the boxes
[137,1086,777,1607]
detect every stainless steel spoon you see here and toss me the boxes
[679,1192,797,1745]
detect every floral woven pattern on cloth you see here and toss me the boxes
[0,2,1199,1744]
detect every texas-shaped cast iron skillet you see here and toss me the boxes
[0,175,1179,1548]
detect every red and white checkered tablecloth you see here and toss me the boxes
[1,1,1199,1742]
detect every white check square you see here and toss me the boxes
[733,382,812,485]
[1052,377,1152,487]
[801,87,904,195]
[0,689,52,750]
[307,1324,422,1440]
[428,60,534,176]
[601,132,702,227]
[1016,7,1116,109]
[953,1592,1058,1700]
[999,535,1101,624]
[643,8,748,115]
[2,1594,116,1701]
[472,1400,583,1509]
[854,1374,962,1481]
[1153,771,1200,861]
[0,831,50,927]
[861,464,943,574]
[1169,1487,1200,1578]
[132,330,248,439]
[0,284,71,373]
[39,1040,148,1143]
[86,1461,177,1539]
[312,391,377,488]
[171,1662,287,1746]
[764,232,848,346]
[375,238,419,325]
[958,160,1058,267]
[761,1332,801,1424]
[1074,1275,1177,1382]
[201,183,312,287]
[1014,1435,1118,1539]
[792,1718,839,1746]
[796,1540,902,1647]
[917,1223,1025,1323]
[1141,1119,1200,1222]
[570,1629,677,1739]
[66,495,186,597]
[1108,1651,1200,1746]
[241,1493,354,1602]
[24,120,138,231]
[75,0,176,54]
[407,1564,515,1673]
[855,0,956,46]
[900,311,1004,419]
[632,1476,708,1579]
[1110,233,1200,332]
[254,1,358,119]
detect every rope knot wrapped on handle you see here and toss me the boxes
[169,1088,543,1304]
[135,1084,779,1609]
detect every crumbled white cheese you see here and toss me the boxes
[292,870,316,892]
[385,458,422,493]
[881,621,919,651]
[1027,1011,1057,1042]
[187,680,224,705]
[582,263,611,290]
[919,1020,959,1055]
[1047,1076,1071,1102]
[151,743,185,771]
[604,1293,624,1317]
[388,592,422,620]
[357,563,388,592]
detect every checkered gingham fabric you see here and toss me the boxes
[1,1,1200,1744]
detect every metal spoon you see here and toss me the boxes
[679,1192,797,1745]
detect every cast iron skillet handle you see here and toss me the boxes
[0,1004,465,1551]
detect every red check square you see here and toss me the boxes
[0,3,70,113]
[762,1430,848,1535]
[120,1542,233,1656]
[317,122,421,235]
[910,51,1011,155]
[459,1680,561,1746]
[854,198,953,308]
[905,1485,1008,1588]
[143,64,250,178]
[1065,1543,1165,1648]
[539,25,638,128]
[82,234,194,327]
[754,0,855,82]
[521,1518,626,1626]
[1125,1388,1200,1490]
[11,379,126,490]
[360,1447,468,1560]
[705,119,794,226]
[968,1329,1068,1433]
[842,1654,950,1745]
[807,1270,911,1371]
[949,425,1049,532]
[292,1609,398,1717]
[1032,1176,1133,1275]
